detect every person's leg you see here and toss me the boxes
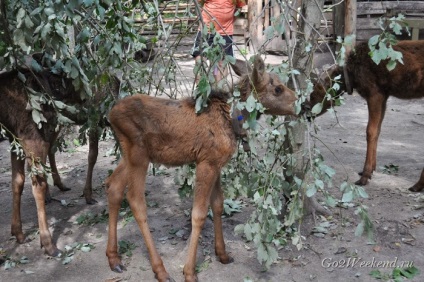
[214,35,234,85]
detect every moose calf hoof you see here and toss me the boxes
[355,175,369,186]
[85,197,98,205]
[155,274,176,282]
[218,254,234,264]
[183,274,198,282]
[45,247,63,258]
[13,232,25,244]
[409,184,424,192]
[111,263,127,273]
[58,186,71,192]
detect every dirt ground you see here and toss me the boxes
[1,52,424,282]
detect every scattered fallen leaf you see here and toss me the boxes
[373,245,381,252]
[334,247,347,255]
[105,277,123,282]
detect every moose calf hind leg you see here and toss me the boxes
[105,161,127,273]
[210,177,233,264]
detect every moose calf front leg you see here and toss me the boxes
[356,95,387,186]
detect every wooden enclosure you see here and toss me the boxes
[334,0,424,42]
[135,1,424,54]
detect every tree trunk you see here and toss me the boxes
[287,0,331,217]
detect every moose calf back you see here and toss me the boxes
[348,41,424,100]
[109,92,237,167]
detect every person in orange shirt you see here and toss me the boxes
[192,0,246,85]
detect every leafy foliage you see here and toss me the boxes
[368,14,409,71]
[118,240,137,257]
[369,266,420,281]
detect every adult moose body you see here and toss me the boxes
[105,55,298,282]
[310,40,424,191]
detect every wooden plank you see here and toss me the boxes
[356,17,381,30]
[333,0,345,38]
[344,0,357,52]
[357,1,424,16]
[248,0,264,51]
[404,18,424,28]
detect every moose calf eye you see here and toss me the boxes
[275,86,283,96]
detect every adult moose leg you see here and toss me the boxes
[183,162,221,282]
[210,175,233,264]
[356,93,388,186]
[409,168,424,192]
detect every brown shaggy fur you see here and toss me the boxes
[310,40,424,191]
[105,55,298,282]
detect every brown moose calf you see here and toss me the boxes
[105,55,298,282]
[0,68,82,257]
[0,66,119,257]
[310,40,424,191]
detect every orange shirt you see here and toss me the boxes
[200,0,246,35]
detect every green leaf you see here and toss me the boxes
[234,224,245,234]
[369,269,382,279]
[80,245,92,252]
[43,7,54,16]
[355,221,364,236]
[257,243,267,264]
[344,34,356,45]
[399,266,420,279]
[368,35,379,47]
[342,190,353,202]
[245,95,257,113]
[46,172,54,186]
[32,110,41,125]
[357,186,369,199]
[311,103,323,115]
[325,196,337,207]
[57,113,75,125]
[25,16,34,29]
[306,184,317,197]
[41,23,52,39]
[315,179,324,190]
[264,26,275,40]
[244,224,253,241]
[62,255,73,265]
[274,19,285,35]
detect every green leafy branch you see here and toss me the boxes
[368,14,409,71]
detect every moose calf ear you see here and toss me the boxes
[252,55,266,86]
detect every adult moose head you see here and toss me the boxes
[309,40,424,192]
[105,55,298,282]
